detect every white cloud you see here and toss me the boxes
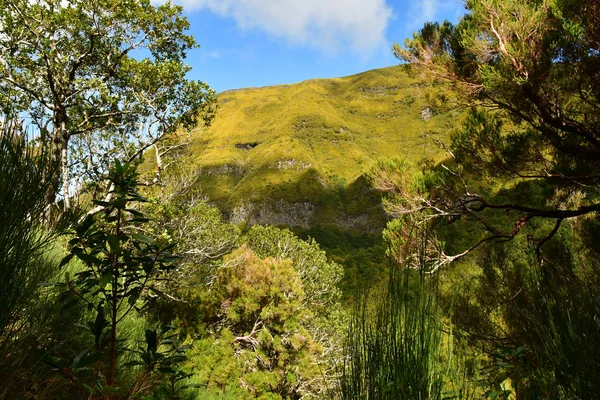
[409,0,463,28]
[420,0,437,22]
[160,0,393,52]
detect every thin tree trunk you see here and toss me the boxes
[109,274,117,394]
[59,118,70,210]
[108,209,122,399]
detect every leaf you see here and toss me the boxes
[123,360,145,367]
[107,234,120,255]
[92,200,111,208]
[145,329,158,353]
[112,198,127,210]
[71,347,92,368]
[125,208,144,217]
[75,214,95,236]
[94,307,106,347]
[127,287,141,307]
[129,217,151,223]
[149,287,167,298]
[165,355,187,363]
[132,233,152,243]
[76,253,101,265]
[99,272,113,288]
[59,253,74,268]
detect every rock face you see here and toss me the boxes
[421,107,433,121]
[229,199,384,232]
[276,159,312,170]
[230,200,315,229]
[203,164,245,176]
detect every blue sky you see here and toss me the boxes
[159,0,466,92]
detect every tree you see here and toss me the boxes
[198,247,324,399]
[54,160,189,398]
[382,2,600,396]
[386,0,600,265]
[0,0,216,208]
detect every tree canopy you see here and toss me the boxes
[386,0,600,266]
[0,0,216,207]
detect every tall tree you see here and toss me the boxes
[383,0,600,265]
[0,0,216,208]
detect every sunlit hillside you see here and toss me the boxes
[163,65,462,230]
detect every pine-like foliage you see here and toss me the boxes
[0,121,57,347]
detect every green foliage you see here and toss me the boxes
[148,197,241,279]
[196,247,325,399]
[471,233,600,400]
[394,0,600,244]
[246,225,343,314]
[340,263,473,400]
[138,192,345,398]
[381,1,600,398]
[296,225,387,297]
[56,160,190,397]
[0,123,57,342]
[0,0,216,203]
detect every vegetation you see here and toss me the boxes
[0,122,55,341]
[162,65,461,224]
[0,0,215,207]
[1,0,600,398]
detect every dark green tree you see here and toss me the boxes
[387,0,600,261]
[377,1,600,397]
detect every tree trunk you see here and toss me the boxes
[52,114,70,211]
[60,136,70,210]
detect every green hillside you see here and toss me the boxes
[164,65,461,231]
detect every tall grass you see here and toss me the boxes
[0,121,57,347]
[339,225,476,400]
[340,265,446,400]
[0,121,66,397]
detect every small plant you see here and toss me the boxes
[49,160,191,398]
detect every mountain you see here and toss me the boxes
[155,65,462,232]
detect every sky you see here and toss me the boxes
[156,0,466,93]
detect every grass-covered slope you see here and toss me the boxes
[170,65,461,230]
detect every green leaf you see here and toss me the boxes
[59,253,74,268]
[145,329,158,353]
[99,272,113,288]
[112,198,127,210]
[123,360,145,367]
[71,347,91,368]
[75,214,95,236]
[128,287,141,307]
[76,253,101,265]
[132,233,152,243]
[94,306,106,347]
[126,208,144,217]
[129,217,151,223]
[149,287,167,298]
[107,234,120,255]
[92,200,111,208]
